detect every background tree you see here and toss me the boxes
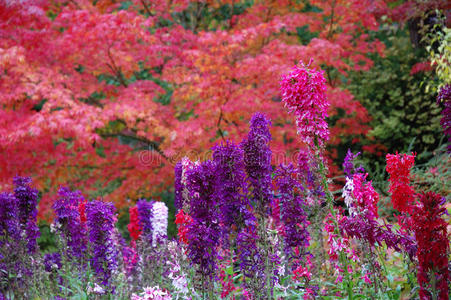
[0,0,447,220]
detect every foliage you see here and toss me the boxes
[347,30,442,163]
[0,0,390,218]
[425,13,451,91]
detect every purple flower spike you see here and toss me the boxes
[240,113,273,214]
[275,164,310,258]
[186,160,217,223]
[185,160,219,281]
[136,199,155,245]
[343,149,364,178]
[213,141,253,236]
[13,176,39,253]
[236,227,264,287]
[437,85,451,151]
[0,191,30,287]
[174,161,184,211]
[0,192,21,244]
[86,200,118,289]
[53,187,87,260]
[186,219,219,280]
[340,216,416,259]
[44,252,62,272]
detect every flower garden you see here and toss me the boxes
[0,1,450,299]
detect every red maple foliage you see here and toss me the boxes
[0,0,402,218]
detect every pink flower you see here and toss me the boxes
[293,264,312,281]
[280,60,329,148]
[131,286,172,300]
[428,167,438,175]
[303,288,315,300]
[350,173,379,220]
[363,274,372,284]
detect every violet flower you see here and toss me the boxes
[236,227,265,288]
[44,252,62,272]
[213,141,253,236]
[186,219,219,281]
[13,176,39,253]
[53,187,87,260]
[0,191,31,290]
[186,160,217,222]
[340,216,416,259]
[240,113,273,215]
[437,84,451,151]
[136,199,155,246]
[0,192,21,244]
[275,164,310,259]
[86,200,119,289]
[185,160,219,280]
[342,149,364,178]
[174,161,183,212]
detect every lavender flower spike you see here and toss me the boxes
[342,149,364,178]
[213,141,252,235]
[0,192,21,244]
[86,200,119,289]
[174,161,184,211]
[136,199,155,246]
[13,176,39,253]
[185,160,219,281]
[275,164,310,258]
[53,187,87,259]
[240,113,273,215]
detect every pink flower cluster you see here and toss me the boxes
[280,61,329,148]
[292,256,313,282]
[349,173,379,220]
[324,213,356,263]
[324,212,360,284]
[131,286,172,300]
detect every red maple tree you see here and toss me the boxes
[0,0,404,218]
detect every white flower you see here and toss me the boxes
[131,286,172,300]
[87,283,105,295]
[342,177,356,216]
[151,202,168,247]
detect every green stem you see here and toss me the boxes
[430,268,438,300]
[262,217,272,299]
[313,139,353,300]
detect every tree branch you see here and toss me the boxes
[101,132,169,161]
[140,0,154,17]
[106,45,128,87]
